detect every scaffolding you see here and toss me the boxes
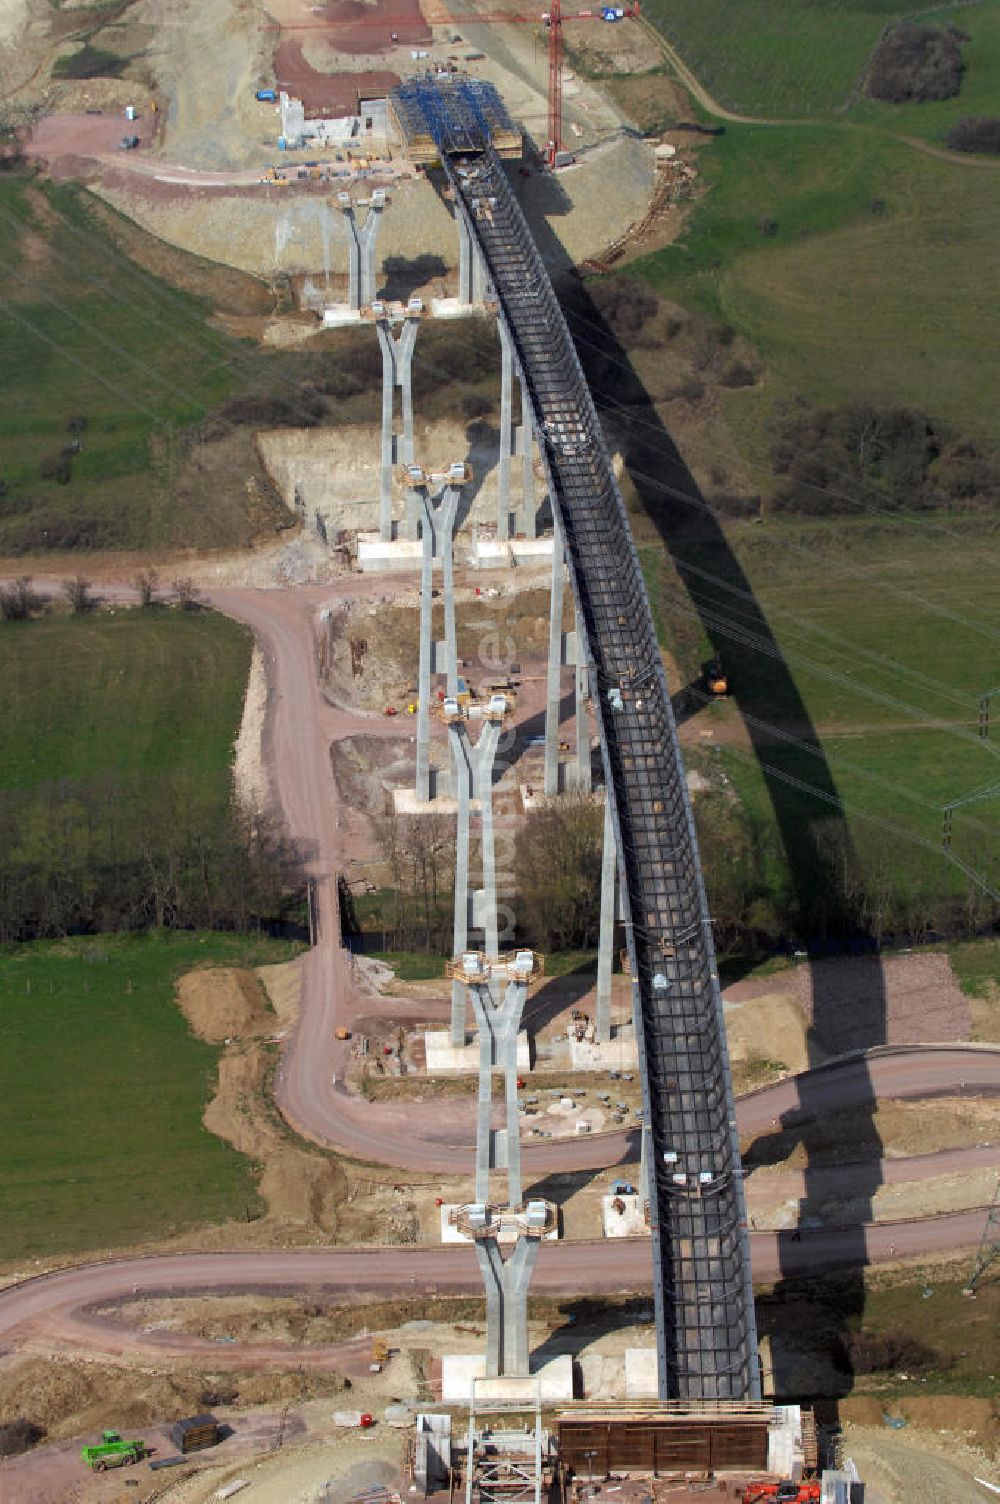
[390,76,522,162]
[464,1389,546,1504]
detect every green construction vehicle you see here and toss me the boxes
[81,1429,148,1471]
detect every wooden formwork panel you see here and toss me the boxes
[557,1417,769,1475]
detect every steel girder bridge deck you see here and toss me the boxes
[402,78,759,1401]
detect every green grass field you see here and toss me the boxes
[643,0,1000,122]
[642,513,1000,923]
[0,931,300,1259]
[846,3,1000,144]
[634,126,1000,444]
[945,935,1000,995]
[624,22,1000,936]
[0,606,249,823]
[0,607,295,939]
[643,0,908,115]
[0,175,317,554]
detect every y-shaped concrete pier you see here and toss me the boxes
[411,470,468,803]
[375,304,421,542]
[467,968,530,1205]
[573,605,591,791]
[518,385,538,539]
[457,215,490,306]
[339,189,385,310]
[475,1235,539,1377]
[497,321,513,543]
[446,701,506,1042]
[446,950,550,1380]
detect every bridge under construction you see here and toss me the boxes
[393,75,759,1404]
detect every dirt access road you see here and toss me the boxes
[0,1209,990,1365]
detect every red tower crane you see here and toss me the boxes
[264,3,641,167]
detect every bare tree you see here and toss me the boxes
[0,575,40,622]
[172,576,200,611]
[132,567,159,608]
[515,791,603,951]
[61,576,93,614]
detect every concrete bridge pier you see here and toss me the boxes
[475,1234,539,1378]
[413,482,462,802]
[375,313,419,541]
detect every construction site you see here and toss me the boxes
[2,0,999,1497]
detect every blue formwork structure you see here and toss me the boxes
[390,76,760,1403]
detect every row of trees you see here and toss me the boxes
[0,572,200,621]
[0,774,304,942]
[362,796,606,957]
[357,786,994,961]
[694,782,996,956]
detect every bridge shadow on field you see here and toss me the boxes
[515,168,888,1408]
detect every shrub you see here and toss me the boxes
[0,511,108,552]
[769,404,1000,515]
[172,577,200,610]
[198,388,327,439]
[845,1328,943,1375]
[946,116,1000,155]
[39,451,73,485]
[62,576,93,614]
[720,360,757,389]
[461,391,492,419]
[590,280,660,344]
[864,24,965,104]
[317,369,364,399]
[0,1418,46,1457]
[199,1381,239,1407]
[0,576,41,622]
[673,375,705,403]
[52,45,128,80]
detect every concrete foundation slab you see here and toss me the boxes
[601,1192,647,1239]
[430,297,488,320]
[441,1353,574,1404]
[357,534,424,571]
[424,1030,530,1073]
[472,538,555,569]
[578,1352,626,1401]
[322,305,365,327]
[392,787,463,816]
[569,1031,639,1071]
[624,1347,658,1400]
